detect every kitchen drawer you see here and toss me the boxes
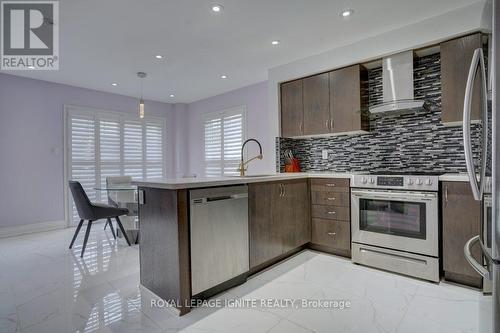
[311,205,349,221]
[310,178,349,192]
[311,191,349,206]
[312,218,350,251]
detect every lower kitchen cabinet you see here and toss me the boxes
[249,179,310,269]
[442,181,482,288]
[311,218,350,255]
[310,178,351,257]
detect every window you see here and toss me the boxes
[65,105,166,224]
[204,106,246,177]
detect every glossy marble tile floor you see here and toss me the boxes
[0,224,490,333]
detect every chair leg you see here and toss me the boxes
[69,219,84,249]
[106,218,116,239]
[115,216,131,246]
[81,220,93,257]
[104,220,108,230]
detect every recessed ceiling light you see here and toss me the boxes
[155,55,164,59]
[271,40,280,45]
[220,75,227,79]
[28,66,35,69]
[111,83,118,86]
[169,94,175,98]
[340,9,354,17]
[211,4,223,12]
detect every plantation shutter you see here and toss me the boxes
[223,113,244,176]
[204,106,245,177]
[69,115,96,222]
[66,106,166,225]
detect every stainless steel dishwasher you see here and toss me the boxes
[190,185,249,296]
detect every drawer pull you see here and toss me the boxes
[327,197,336,201]
[327,211,336,215]
[325,184,336,187]
[327,232,336,237]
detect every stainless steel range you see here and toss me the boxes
[350,173,440,282]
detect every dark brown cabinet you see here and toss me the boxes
[442,181,482,288]
[310,178,351,257]
[280,65,368,137]
[280,80,303,137]
[249,179,310,269]
[330,65,369,133]
[441,33,483,125]
[312,219,350,253]
[303,73,330,135]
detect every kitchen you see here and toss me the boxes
[0,1,498,332]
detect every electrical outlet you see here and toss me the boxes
[322,149,329,160]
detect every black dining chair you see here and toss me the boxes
[68,181,131,257]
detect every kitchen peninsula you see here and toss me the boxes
[133,172,354,315]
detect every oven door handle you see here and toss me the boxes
[351,190,437,201]
[464,235,490,279]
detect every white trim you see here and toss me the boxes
[0,220,66,239]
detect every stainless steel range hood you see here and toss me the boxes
[369,51,426,113]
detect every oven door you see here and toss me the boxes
[351,189,439,257]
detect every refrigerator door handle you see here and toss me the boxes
[478,48,489,200]
[464,235,491,279]
[463,48,488,201]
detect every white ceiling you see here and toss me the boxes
[1,0,480,103]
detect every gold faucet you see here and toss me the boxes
[237,139,263,176]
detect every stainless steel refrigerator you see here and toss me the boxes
[462,1,499,332]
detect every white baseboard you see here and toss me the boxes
[0,220,67,239]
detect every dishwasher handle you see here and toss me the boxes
[192,193,248,205]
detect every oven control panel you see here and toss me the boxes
[377,176,404,187]
[351,175,439,191]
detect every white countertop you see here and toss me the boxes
[438,173,469,182]
[132,172,472,189]
[132,172,359,190]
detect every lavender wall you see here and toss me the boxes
[0,73,175,227]
[186,81,270,176]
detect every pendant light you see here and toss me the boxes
[137,72,147,118]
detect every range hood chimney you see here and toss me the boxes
[369,50,426,113]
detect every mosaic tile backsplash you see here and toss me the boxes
[276,53,485,174]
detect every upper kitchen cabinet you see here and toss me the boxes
[330,64,369,134]
[441,33,483,125]
[303,73,330,135]
[280,65,369,137]
[280,79,303,137]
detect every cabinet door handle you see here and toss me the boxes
[330,119,334,131]
[325,120,329,129]
[327,197,336,201]
[279,184,283,197]
[299,121,303,134]
[282,184,286,197]
[327,211,336,215]
[327,232,336,237]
